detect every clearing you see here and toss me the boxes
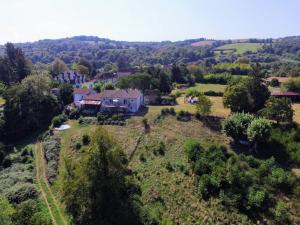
[215,43,264,54]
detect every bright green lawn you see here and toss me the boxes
[216,43,263,54]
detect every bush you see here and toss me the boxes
[223,113,255,141]
[247,118,272,145]
[269,78,280,87]
[43,135,61,184]
[176,110,191,121]
[82,134,90,145]
[69,108,80,119]
[6,183,38,204]
[272,201,289,224]
[184,139,203,162]
[52,114,67,127]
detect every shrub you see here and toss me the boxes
[78,116,84,124]
[272,201,289,224]
[176,110,191,121]
[169,107,175,115]
[52,114,67,127]
[184,139,203,162]
[269,78,280,87]
[223,113,255,141]
[166,162,173,172]
[246,186,267,211]
[69,108,80,119]
[6,183,38,204]
[82,134,90,145]
[43,135,61,184]
[247,118,272,145]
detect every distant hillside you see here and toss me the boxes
[0,35,299,68]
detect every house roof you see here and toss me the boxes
[99,89,142,99]
[73,88,90,95]
[271,91,300,97]
[83,93,102,101]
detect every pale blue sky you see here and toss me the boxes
[0,0,299,44]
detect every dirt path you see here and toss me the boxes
[35,143,68,225]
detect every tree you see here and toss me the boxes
[50,58,68,76]
[3,73,62,140]
[223,64,270,113]
[0,195,15,225]
[260,97,294,124]
[171,64,184,83]
[195,94,212,116]
[59,83,73,105]
[247,67,270,113]
[223,81,251,112]
[158,70,171,93]
[0,43,31,84]
[283,77,300,92]
[223,113,255,141]
[102,82,115,90]
[117,72,151,93]
[62,127,141,225]
[73,64,89,75]
[247,118,272,148]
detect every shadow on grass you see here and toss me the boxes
[197,116,223,132]
[230,139,290,166]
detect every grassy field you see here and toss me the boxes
[0,97,5,107]
[174,83,227,94]
[216,43,263,54]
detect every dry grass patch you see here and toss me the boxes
[293,103,300,124]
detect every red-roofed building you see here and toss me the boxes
[73,88,94,107]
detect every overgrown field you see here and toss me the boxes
[54,108,258,224]
[215,43,264,54]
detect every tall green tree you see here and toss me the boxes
[195,93,212,116]
[260,97,294,124]
[50,58,68,76]
[62,127,142,225]
[3,74,62,140]
[0,43,31,84]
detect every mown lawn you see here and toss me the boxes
[216,43,263,54]
[181,83,227,93]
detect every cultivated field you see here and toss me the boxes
[215,42,263,54]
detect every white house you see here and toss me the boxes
[73,88,94,107]
[99,89,144,113]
